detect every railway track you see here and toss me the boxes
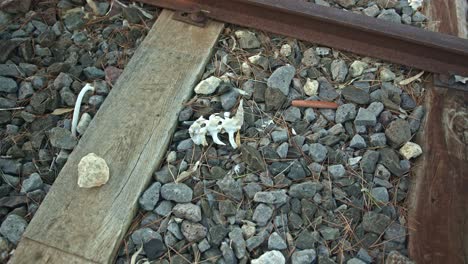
[9,0,468,263]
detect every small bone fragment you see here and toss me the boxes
[188,100,244,149]
[77,153,110,188]
[189,117,208,146]
[206,115,226,145]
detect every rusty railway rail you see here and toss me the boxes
[137,0,468,89]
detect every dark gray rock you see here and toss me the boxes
[0,76,17,93]
[363,5,380,17]
[400,93,416,110]
[367,102,384,117]
[252,203,273,226]
[20,173,43,193]
[291,249,317,264]
[384,222,406,243]
[319,227,340,241]
[0,214,27,245]
[348,258,367,264]
[251,250,285,264]
[254,190,288,205]
[342,86,370,104]
[276,142,289,159]
[265,88,287,111]
[361,150,380,173]
[53,72,73,89]
[295,230,319,249]
[153,165,177,184]
[335,103,356,123]
[83,66,105,79]
[131,227,162,246]
[355,108,376,126]
[289,182,322,199]
[267,65,295,95]
[155,200,173,216]
[318,77,339,101]
[287,160,307,180]
[229,227,246,258]
[408,106,424,133]
[371,187,389,203]
[209,225,229,246]
[350,134,367,149]
[377,9,401,24]
[241,144,266,171]
[160,183,193,203]
[220,241,237,264]
[143,238,166,260]
[64,12,86,31]
[271,129,288,143]
[0,97,15,108]
[268,232,287,250]
[385,119,411,148]
[378,148,405,176]
[331,59,348,82]
[220,89,240,111]
[48,127,77,150]
[362,211,391,234]
[412,11,427,22]
[309,143,328,162]
[283,106,301,122]
[328,164,345,179]
[304,108,316,122]
[18,82,34,100]
[370,133,387,147]
[88,95,105,108]
[60,87,76,106]
[0,64,22,78]
[336,0,357,8]
[217,175,243,201]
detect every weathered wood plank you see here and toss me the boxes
[10,10,223,264]
[409,1,468,263]
[13,238,96,264]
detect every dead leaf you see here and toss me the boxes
[51,108,74,115]
[236,131,241,147]
[399,71,424,85]
[86,0,99,15]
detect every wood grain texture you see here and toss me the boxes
[10,10,223,264]
[408,1,468,263]
[12,238,96,264]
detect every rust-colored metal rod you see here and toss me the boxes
[138,0,468,77]
[291,100,339,109]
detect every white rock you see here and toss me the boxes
[241,62,251,76]
[399,142,422,159]
[315,47,330,56]
[350,61,368,77]
[280,44,292,57]
[194,76,222,95]
[78,153,110,188]
[303,78,319,96]
[76,112,92,135]
[252,250,285,264]
[409,0,423,10]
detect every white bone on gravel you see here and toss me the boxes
[188,100,244,149]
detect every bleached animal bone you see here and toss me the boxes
[189,117,208,146]
[189,100,244,149]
